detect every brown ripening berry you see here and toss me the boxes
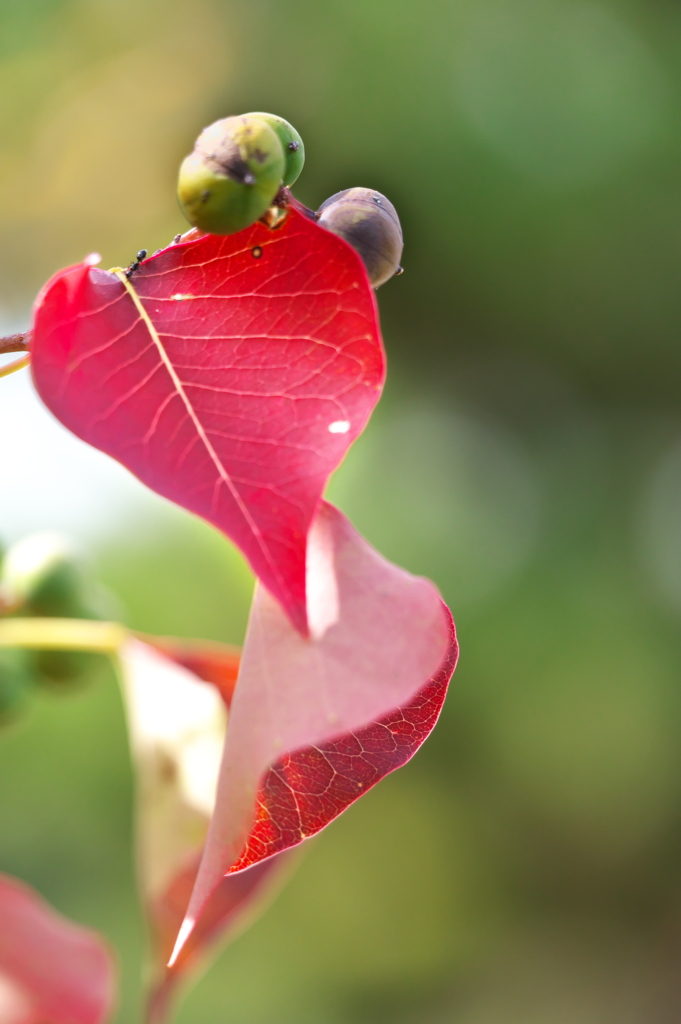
[316,188,403,288]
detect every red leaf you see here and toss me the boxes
[172,502,458,962]
[120,640,229,959]
[146,856,292,1024]
[230,624,456,872]
[142,635,241,706]
[0,872,116,1024]
[119,640,294,1024]
[30,207,384,633]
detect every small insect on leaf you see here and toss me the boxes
[125,249,148,280]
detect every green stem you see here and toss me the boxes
[0,618,128,653]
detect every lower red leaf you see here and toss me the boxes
[172,503,458,963]
[230,617,455,871]
[153,615,455,1017]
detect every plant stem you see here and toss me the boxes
[0,330,32,378]
[0,331,31,355]
[0,618,128,653]
[0,354,30,378]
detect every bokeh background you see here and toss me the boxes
[2,0,681,1020]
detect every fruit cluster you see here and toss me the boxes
[177,112,403,288]
[0,534,111,719]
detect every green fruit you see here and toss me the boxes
[178,115,285,235]
[0,649,33,721]
[317,188,404,288]
[2,533,114,691]
[35,649,101,690]
[245,112,305,186]
[2,532,93,618]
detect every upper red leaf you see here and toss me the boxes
[30,207,385,633]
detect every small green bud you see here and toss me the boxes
[245,112,305,186]
[2,532,92,618]
[317,188,404,288]
[177,115,285,235]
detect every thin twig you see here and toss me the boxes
[0,353,30,379]
[0,330,31,355]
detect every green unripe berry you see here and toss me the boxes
[245,112,305,186]
[2,532,92,618]
[178,115,285,235]
[2,532,114,691]
[317,188,404,288]
[34,649,102,690]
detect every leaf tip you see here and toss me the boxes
[167,917,195,968]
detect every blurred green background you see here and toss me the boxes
[3,0,681,1020]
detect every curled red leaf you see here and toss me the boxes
[172,502,457,963]
[230,614,456,872]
